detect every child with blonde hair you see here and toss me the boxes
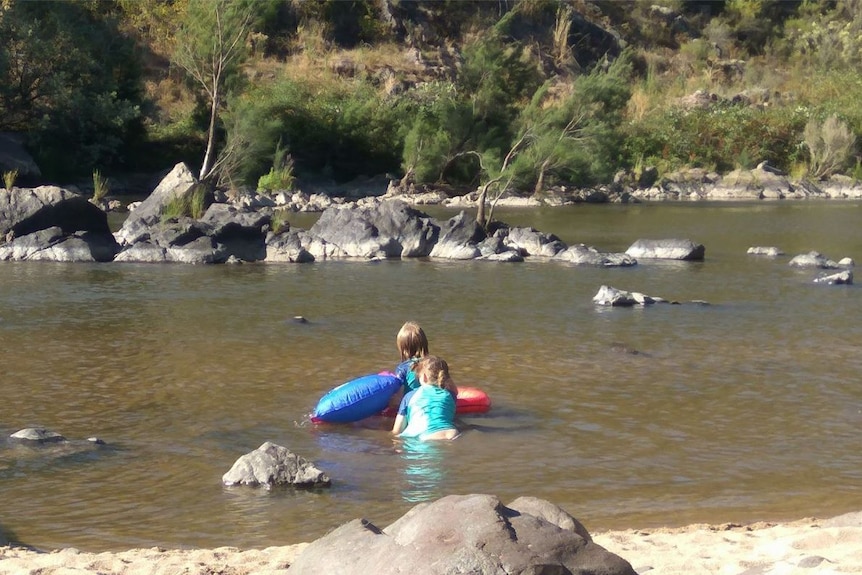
[391,355,460,441]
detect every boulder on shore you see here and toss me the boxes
[287,493,636,575]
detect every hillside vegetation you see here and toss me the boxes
[1,0,860,195]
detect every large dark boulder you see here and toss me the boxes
[306,200,438,260]
[199,203,271,262]
[287,494,636,575]
[0,186,111,238]
[0,228,119,262]
[0,187,118,261]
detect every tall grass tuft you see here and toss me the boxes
[92,169,110,202]
[270,208,289,234]
[161,185,208,221]
[3,169,18,191]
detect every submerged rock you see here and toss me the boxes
[593,285,669,306]
[813,270,853,285]
[10,427,66,443]
[747,246,784,256]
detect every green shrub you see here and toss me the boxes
[257,141,295,192]
[803,114,858,179]
[220,77,409,186]
[624,103,809,173]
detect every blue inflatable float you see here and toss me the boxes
[311,372,402,423]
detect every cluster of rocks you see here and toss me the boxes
[0,162,651,266]
[6,427,106,447]
[749,247,854,285]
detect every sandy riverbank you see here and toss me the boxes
[2,512,861,574]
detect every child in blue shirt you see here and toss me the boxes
[391,356,460,441]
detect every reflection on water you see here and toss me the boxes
[1,202,861,552]
[395,438,449,504]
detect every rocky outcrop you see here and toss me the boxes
[625,238,705,261]
[306,200,438,260]
[287,493,636,575]
[222,442,331,488]
[0,186,118,261]
[114,162,204,248]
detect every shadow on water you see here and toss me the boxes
[0,521,24,547]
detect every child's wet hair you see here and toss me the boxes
[397,321,429,360]
[414,355,454,391]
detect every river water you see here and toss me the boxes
[1,201,860,552]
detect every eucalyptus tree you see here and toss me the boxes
[172,0,270,183]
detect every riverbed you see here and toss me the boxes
[1,200,860,552]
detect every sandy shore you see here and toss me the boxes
[2,512,861,574]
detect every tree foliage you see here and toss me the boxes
[217,77,409,187]
[0,0,145,178]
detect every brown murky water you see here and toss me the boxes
[1,201,861,552]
